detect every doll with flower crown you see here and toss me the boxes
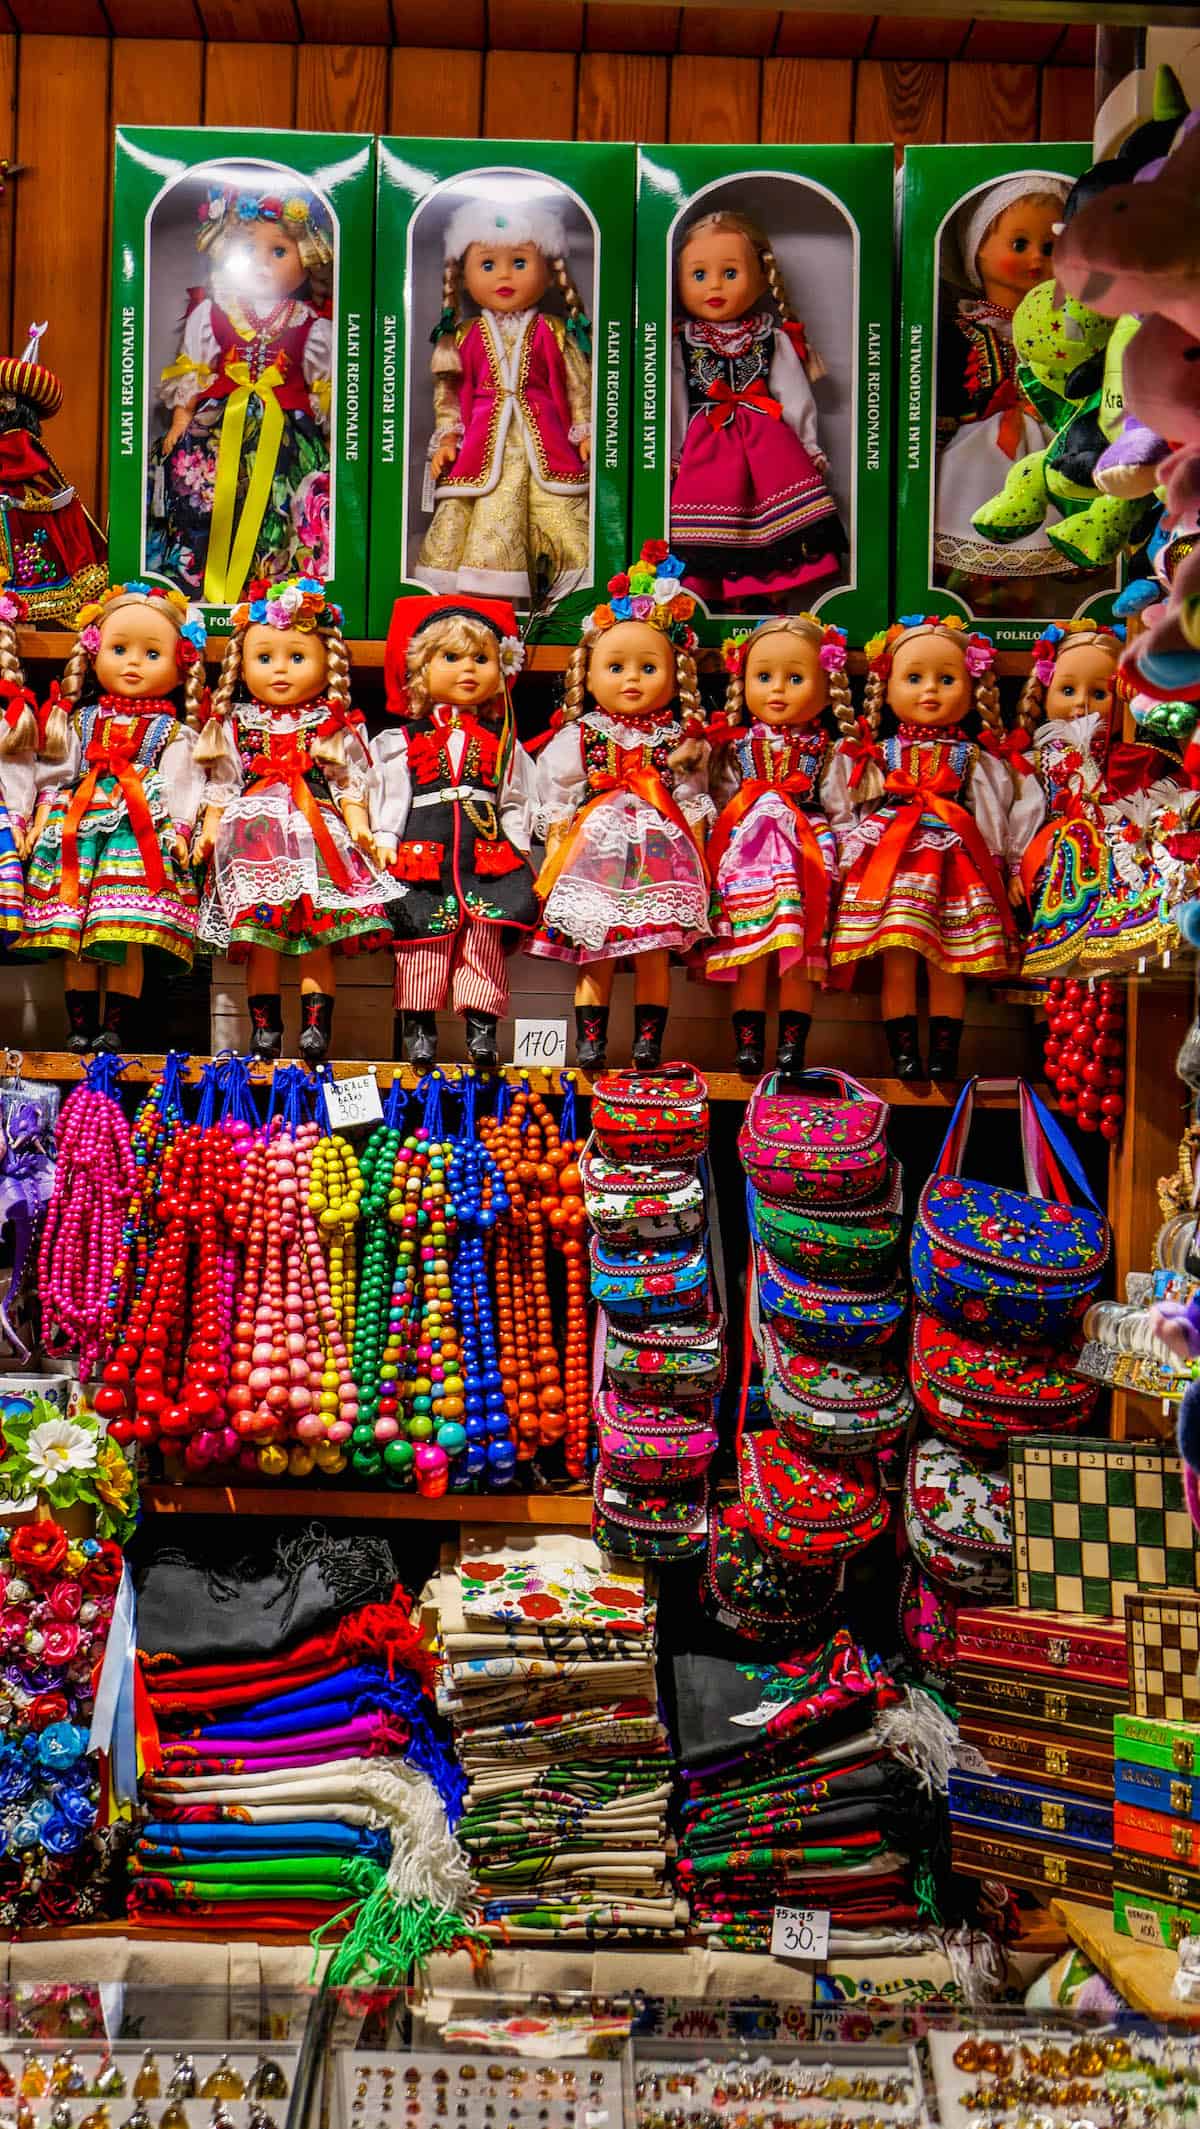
[192,577,396,1062]
[706,615,852,1076]
[417,200,592,607]
[371,594,539,1071]
[529,542,712,1070]
[670,210,844,610]
[17,583,208,1051]
[826,614,1018,1081]
[147,185,333,607]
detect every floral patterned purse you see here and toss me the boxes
[903,1436,1013,1599]
[755,1234,907,1358]
[595,1390,717,1483]
[701,1506,843,1642]
[591,1064,709,1162]
[580,1138,704,1247]
[761,1325,913,1457]
[752,1161,903,1286]
[591,1468,709,1561]
[589,1235,710,1322]
[910,1309,1098,1454]
[736,1389,890,1562]
[739,1070,890,1206]
[911,1079,1109,1348]
[603,1313,725,1405]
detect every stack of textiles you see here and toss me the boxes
[429,1528,687,1942]
[130,1523,473,1975]
[671,1628,934,1952]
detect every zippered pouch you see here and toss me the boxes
[590,1235,710,1322]
[595,1390,717,1483]
[904,1436,1013,1598]
[739,1069,890,1207]
[910,1310,1098,1452]
[761,1323,912,1457]
[604,1312,725,1402]
[737,1428,889,1562]
[752,1160,903,1286]
[592,1468,709,1561]
[580,1138,704,1248]
[591,1064,709,1163]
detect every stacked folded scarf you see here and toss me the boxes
[132,1523,474,1976]
[429,1530,687,1943]
[672,1629,933,1951]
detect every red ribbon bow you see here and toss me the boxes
[0,681,36,733]
[980,726,1034,778]
[841,719,884,790]
[62,726,165,908]
[704,377,783,431]
[247,738,355,894]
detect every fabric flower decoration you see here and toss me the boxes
[628,564,655,595]
[819,628,848,673]
[964,633,996,677]
[79,624,101,656]
[641,539,670,566]
[630,595,654,620]
[607,573,630,598]
[24,1421,94,1490]
[609,596,633,621]
[0,591,26,625]
[498,635,524,679]
[722,634,749,676]
[653,576,682,604]
[9,1526,68,1579]
[45,1582,81,1624]
[81,1542,122,1597]
[40,1624,81,1669]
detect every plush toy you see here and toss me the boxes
[970,282,1153,570]
[1053,111,1200,346]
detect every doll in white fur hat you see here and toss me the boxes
[416,193,593,606]
[933,173,1072,601]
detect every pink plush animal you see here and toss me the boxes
[1053,114,1200,337]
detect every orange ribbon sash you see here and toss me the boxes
[61,732,165,908]
[247,743,354,896]
[704,377,783,431]
[535,759,708,904]
[707,776,829,960]
[859,764,1016,939]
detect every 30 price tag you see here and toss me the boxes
[322,1071,384,1132]
[513,1018,568,1069]
[769,1905,830,1962]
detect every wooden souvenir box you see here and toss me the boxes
[948,1769,1112,1854]
[956,1664,1124,1750]
[1115,1754,1200,1818]
[1114,1845,1200,1943]
[1115,1799,1200,1867]
[1115,1711,1200,1778]
[957,1718,1114,1801]
[951,1826,1112,1908]
[1125,1590,1200,1724]
[956,1606,1127,1691]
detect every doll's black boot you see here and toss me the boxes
[404,1012,438,1070]
[574,1005,609,1071]
[64,990,99,1055]
[732,1010,766,1075]
[299,992,335,1063]
[777,1011,812,1078]
[632,1004,668,1070]
[95,992,129,1055]
[884,1014,923,1081]
[247,993,284,1061]
[928,1015,964,1083]
[465,1011,499,1070]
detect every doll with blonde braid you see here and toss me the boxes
[192,577,397,1061]
[706,614,851,1076]
[530,541,712,1070]
[0,591,41,934]
[18,583,208,1051]
[670,210,844,609]
[827,614,1018,1081]
[418,200,592,606]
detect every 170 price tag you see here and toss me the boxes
[513,1018,568,1069]
[322,1071,384,1132]
[769,1905,830,1962]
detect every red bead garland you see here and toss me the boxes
[1042,978,1126,1141]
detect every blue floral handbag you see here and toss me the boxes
[753,1225,907,1358]
[911,1080,1109,1349]
[589,1234,710,1322]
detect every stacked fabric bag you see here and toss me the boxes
[428,1528,687,1941]
[905,1079,1105,1677]
[130,1523,473,1975]
[585,1066,722,1563]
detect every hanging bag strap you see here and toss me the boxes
[932,1076,1100,1212]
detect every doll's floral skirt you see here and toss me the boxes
[1021,817,1109,980]
[198,785,397,960]
[146,400,330,602]
[830,818,1015,979]
[528,789,710,964]
[706,795,836,981]
[0,805,23,933]
[18,778,198,963]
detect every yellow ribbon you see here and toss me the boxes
[203,360,286,606]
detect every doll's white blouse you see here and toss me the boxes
[0,752,37,834]
[161,299,334,429]
[369,724,538,860]
[534,712,715,841]
[34,719,207,833]
[670,326,823,466]
[199,703,372,806]
[1004,710,1107,866]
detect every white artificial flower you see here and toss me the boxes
[654,576,682,604]
[498,635,525,679]
[24,1419,95,1488]
[280,584,303,613]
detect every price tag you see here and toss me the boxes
[513,1018,568,1069]
[322,1071,384,1132]
[769,1905,830,1962]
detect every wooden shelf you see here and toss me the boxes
[141,1483,593,1524]
[6,1051,1026,1105]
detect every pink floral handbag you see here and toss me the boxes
[738,1070,890,1207]
[595,1390,717,1483]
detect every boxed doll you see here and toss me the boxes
[369,139,636,643]
[896,143,1107,652]
[633,145,895,646]
[109,127,375,636]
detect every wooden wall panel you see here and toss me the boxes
[296,41,388,129]
[388,0,484,45]
[197,0,298,34]
[483,49,577,136]
[297,0,391,37]
[868,17,967,57]
[577,51,667,142]
[677,7,778,54]
[13,37,109,516]
[1040,63,1095,141]
[488,0,583,47]
[945,60,1038,141]
[203,39,298,121]
[960,20,1060,58]
[6,0,101,30]
[389,46,482,134]
[668,52,759,140]
[106,0,202,33]
[761,55,852,142]
[854,59,945,150]
[583,6,678,53]
[0,38,18,359]
[110,36,204,123]
[774,11,871,55]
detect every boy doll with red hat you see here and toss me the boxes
[372,595,539,1069]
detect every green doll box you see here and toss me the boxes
[369,138,636,644]
[109,127,376,637]
[895,143,1116,654]
[633,145,894,647]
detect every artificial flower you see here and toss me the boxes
[653,575,682,604]
[819,630,848,674]
[630,595,654,620]
[641,539,670,565]
[628,564,655,595]
[24,1421,95,1491]
[607,573,630,598]
[964,635,996,677]
[498,635,525,679]
[0,591,26,625]
[669,594,695,622]
[9,1526,68,1578]
[80,1541,122,1596]
[45,1583,81,1624]
[39,1624,81,1669]
[78,624,101,657]
[610,596,633,621]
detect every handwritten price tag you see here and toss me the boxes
[769,1905,830,1962]
[513,1019,568,1069]
[322,1072,384,1132]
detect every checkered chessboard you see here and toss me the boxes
[1126,1590,1200,1723]
[1009,1438,1200,1619]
